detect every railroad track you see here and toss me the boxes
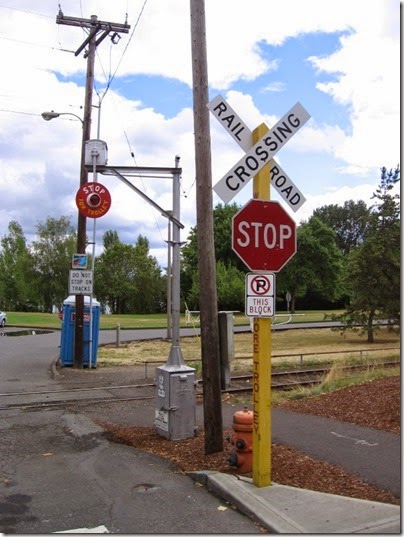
[0,361,399,411]
[226,360,400,393]
[0,383,156,411]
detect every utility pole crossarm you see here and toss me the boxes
[56,14,130,34]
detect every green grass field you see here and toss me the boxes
[6,310,343,330]
[97,325,400,367]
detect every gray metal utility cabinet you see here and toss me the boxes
[155,362,197,440]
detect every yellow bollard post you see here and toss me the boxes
[252,123,272,488]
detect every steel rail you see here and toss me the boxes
[0,361,399,411]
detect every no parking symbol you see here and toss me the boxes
[245,272,275,318]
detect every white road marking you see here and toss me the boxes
[331,431,378,446]
[55,525,109,533]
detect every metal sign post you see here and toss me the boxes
[251,122,272,487]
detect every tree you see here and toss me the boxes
[277,217,344,313]
[187,260,245,311]
[215,261,245,311]
[329,166,400,342]
[30,216,77,312]
[181,203,246,310]
[131,235,165,313]
[313,200,369,256]
[0,221,34,310]
[95,232,164,313]
[182,203,242,270]
[95,241,137,313]
[103,230,120,249]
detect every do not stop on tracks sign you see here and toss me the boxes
[232,199,296,272]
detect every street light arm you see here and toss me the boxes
[41,111,84,125]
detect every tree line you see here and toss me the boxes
[0,219,166,315]
[181,166,400,342]
[0,166,399,341]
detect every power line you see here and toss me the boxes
[102,0,149,97]
[0,4,54,19]
[121,126,166,244]
[0,108,40,118]
[0,34,74,53]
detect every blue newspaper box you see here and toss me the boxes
[60,295,100,367]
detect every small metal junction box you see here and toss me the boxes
[155,364,197,440]
[85,139,108,166]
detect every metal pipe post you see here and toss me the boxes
[167,156,185,367]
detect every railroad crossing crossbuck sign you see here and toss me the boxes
[232,199,296,272]
[207,94,310,209]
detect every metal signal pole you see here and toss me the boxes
[56,10,129,367]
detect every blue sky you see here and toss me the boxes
[0,0,400,267]
[233,33,351,126]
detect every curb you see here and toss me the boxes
[187,471,401,534]
[187,471,303,533]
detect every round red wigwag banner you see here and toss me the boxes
[76,182,111,218]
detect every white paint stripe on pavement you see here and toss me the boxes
[55,525,109,533]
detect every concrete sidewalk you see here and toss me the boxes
[192,472,400,534]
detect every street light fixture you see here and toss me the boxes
[41,111,84,124]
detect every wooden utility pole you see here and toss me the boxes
[74,19,95,369]
[56,11,129,367]
[190,0,223,454]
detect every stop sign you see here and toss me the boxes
[232,199,296,272]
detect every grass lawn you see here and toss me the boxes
[97,325,400,370]
[6,310,399,373]
[6,310,343,330]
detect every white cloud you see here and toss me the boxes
[261,81,286,93]
[307,1,399,171]
[296,183,377,224]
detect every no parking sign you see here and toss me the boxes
[245,272,275,317]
